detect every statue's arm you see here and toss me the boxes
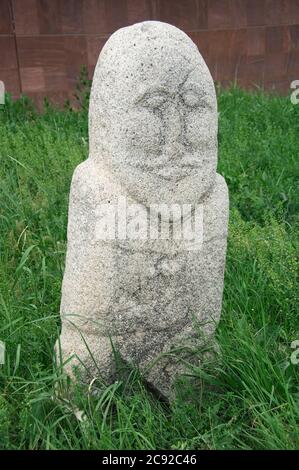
[60,161,101,320]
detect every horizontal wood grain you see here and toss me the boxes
[0,0,298,105]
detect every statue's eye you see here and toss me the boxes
[140,92,167,110]
[181,90,202,108]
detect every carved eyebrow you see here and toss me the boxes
[135,88,169,104]
[180,83,205,96]
[135,89,169,110]
[180,85,213,109]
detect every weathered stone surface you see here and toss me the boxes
[58,21,229,399]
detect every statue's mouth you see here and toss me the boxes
[132,157,200,181]
[133,155,199,169]
[155,165,194,182]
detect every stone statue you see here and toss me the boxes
[59,21,229,399]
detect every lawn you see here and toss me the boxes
[0,87,298,450]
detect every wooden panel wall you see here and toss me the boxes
[1,0,299,105]
[0,0,20,98]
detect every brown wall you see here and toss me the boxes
[1,0,299,105]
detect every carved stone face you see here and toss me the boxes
[89,21,218,206]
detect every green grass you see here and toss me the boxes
[0,87,298,450]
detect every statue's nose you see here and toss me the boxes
[163,106,185,158]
